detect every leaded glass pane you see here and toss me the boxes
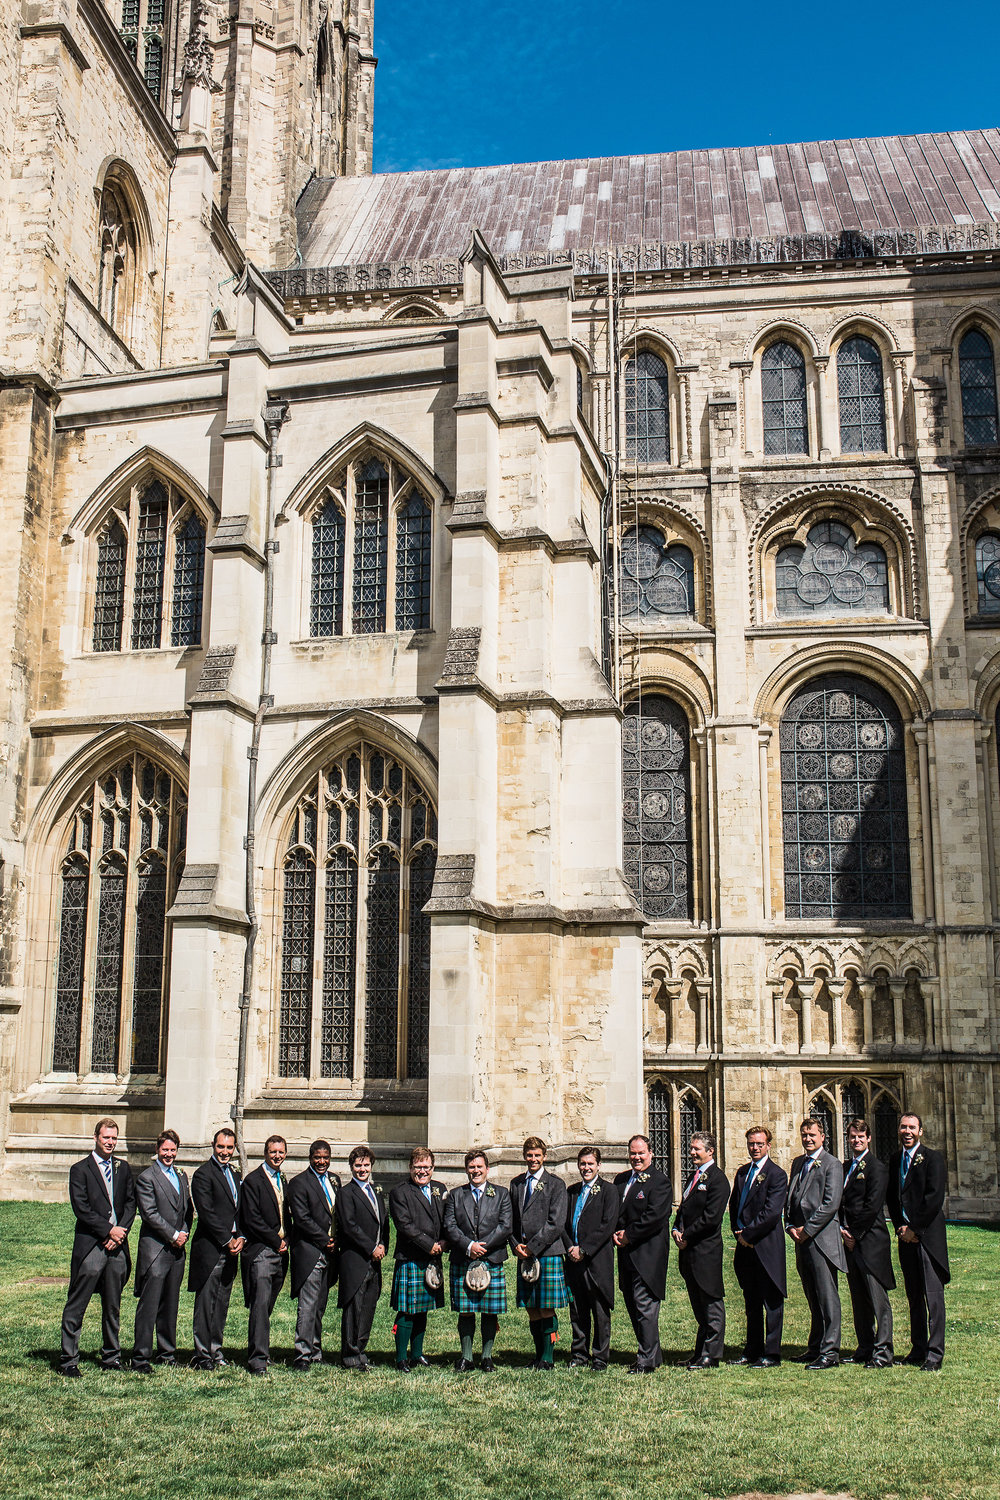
[780,674,911,920]
[840,1081,866,1154]
[321,850,356,1078]
[761,342,808,455]
[131,482,168,649]
[625,350,670,464]
[837,337,887,453]
[776,521,889,617]
[171,512,205,646]
[364,847,400,1077]
[960,329,999,447]
[622,696,692,921]
[975,532,1000,615]
[809,1095,836,1154]
[395,492,431,630]
[679,1093,703,1164]
[143,34,162,98]
[620,526,694,620]
[405,846,434,1079]
[52,856,89,1072]
[873,1092,900,1163]
[279,850,315,1077]
[93,518,127,652]
[131,853,167,1072]
[310,498,345,637]
[352,459,388,634]
[91,857,127,1071]
[647,1080,671,1173]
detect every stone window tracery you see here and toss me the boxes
[974,531,1000,616]
[775,520,890,617]
[780,675,911,921]
[761,341,808,455]
[115,0,169,105]
[959,329,999,447]
[51,754,186,1077]
[807,1076,902,1161]
[308,454,432,638]
[624,350,671,464]
[96,180,139,342]
[622,696,692,922]
[647,1077,704,1199]
[277,744,436,1083]
[91,478,208,653]
[837,336,887,453]
[620,525,694,621]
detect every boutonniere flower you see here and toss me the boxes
[485,1186,496,1198]
[431,1186,443,1199]
[373,1182,383,1194]
[638,1172,650,1183]
[914,1154,925,1166]
[591,1184,602,1196]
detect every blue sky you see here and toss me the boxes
[373,0,997,174]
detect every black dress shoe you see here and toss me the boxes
[903,1351,925,1366]
[100,1362,123,1373]
[568,1355,590,1368]
[865,1357,893,1369]
[920,1359,943,1371]
[414,1356,431,1367]
[480,1357,496,1373]
[454,1357,475,1372]
[626,1363,654,1374]
[790,1351,817,1363]
[840,1353,869,1365]
[806,1356,839,1370]
[395,1360,412,1373]
[728,1354,753,1366]
[687,1355,719,1370]
[750,1356,781,1368]
[590,1360,608,1371]
[291,1359,312,1372]
[130,1361,153,1374]
[60,1366,82,1378]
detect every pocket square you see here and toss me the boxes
[636,1191,645,1200]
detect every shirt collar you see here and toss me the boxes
[807,1147,824,1162]
[747,1155,768,1170]
[157,1158,177,1175]
[527,1168,544,1183]
[311,1167,330,1185]
[852,1149,869,1163]
[92,1151,113,1169]
[214,1155,233,1172]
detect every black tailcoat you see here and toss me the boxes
[286,1168,341,1298]
[887,1145,950,1282]
[565,1177,620,1305]
[389,1179,449,1264]
[239,1164,289,1306]
[728,1157,788,1296]
[335,1177,391,1306]
[188,1156,241,1292]
[674,1161,729,1298]
[508,1169,569,1257]
[68,1154,136,1279]
[443,1182,512,1264]
[840,1152,895,1289]
[613,1166,671,1300]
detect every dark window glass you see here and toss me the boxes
[131,852,167,1072]
[90,856,127,1071]
[780,674,911,920]
[761,342,808,455]
[776,520,889,617]
[647,1080,671,1173]
[837,336,887,453]
[352,459,388,633]
[131,482,168,649]
[873,1092,901,1163]
[576,362,584,414]
[405,845,435,1079]
[52,856,89,1072]
[171,512,205,647]
[321,849,357,1078]
[395,492,431,630]
[364,848,400,1078]
[622,696,692,921]
[620,526,694,620]
[143,34,162,97]
[840,1081,866,1154]
[279,850,315,1078]
[625,351,670,464]
[679,1092,703,1164]
[975,532,1000,615]
[93,518,128,652]
[311,498,346,637]
[809,1095,836,1153]
[960,329,999,447]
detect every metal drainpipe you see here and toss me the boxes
[232,395,289,1174]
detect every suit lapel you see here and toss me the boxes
[353,1178,379,1223]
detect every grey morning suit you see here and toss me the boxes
[133,1160,193,1364]
[785,1148,846,1361]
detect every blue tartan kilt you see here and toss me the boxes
[391,1260,445,1315]
[449,1259,507,1314]
[516,1253,570,1309]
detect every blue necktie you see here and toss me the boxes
[737,1164,758,1225]
[524,1176,534,1204]
[101,1158,118,1226]
[317,1173,333,1208]
[846,1156,861,1183]
[220,1162,237,1202]
[572,1184,590,1237]
[421,1185,432,1203]
[163,1164,179,1192]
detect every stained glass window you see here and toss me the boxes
[959,329,999,447]
[776,520,889,617]
[171,512,205,646]
[838,336,887,453]
[395,492,431,630]
[622,696,692,921]
[92,479,206,652]
[51,754,185,1076]
[646,1078,707,1198]
[93,518,127,652]
[762,341,808,455]
[620,526,694,620]
[647,1080,671,1172]
[131,482,168,649]
[780,675,911,920]
[625,350,671,464]
[310,497,346,637]
[277,745,437,1082]
[353,459,389,633]
[975,532,1000,616]
[807,1078,902,1163]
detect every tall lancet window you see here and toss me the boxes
[91,477,208,653]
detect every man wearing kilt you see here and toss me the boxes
[443,1148,513,1372]
[509,1136,569,1370]
[388,1147,449,1372]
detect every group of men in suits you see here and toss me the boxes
[58,1110,951,1375]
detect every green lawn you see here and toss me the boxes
[1,1202,995,1500]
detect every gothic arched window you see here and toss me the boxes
[780,675,911,920]
[975,532,1000,616]
[807,1077,902,1162]
[115,0,168,105]
[625,350,671,464]
[622,696,692,921]
[97,179,138,341]
[277,743,437,1082]
[761,341,808,455]
[620,526,694,620]
[959,329,999,447]
[51,754,186,1076]
[837,336,887,453]
[91,478,208,652]
[646,1077,705,1198]
[308,454,434,638]
[775,520,890,617]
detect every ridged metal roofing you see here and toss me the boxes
[296,129,1000,267]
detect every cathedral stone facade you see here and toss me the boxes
[2,0,1000,1214]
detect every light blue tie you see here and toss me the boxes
[737,1164,758,1225]
[572,1184,590,1237]
[318,1173,333,1208]
[223,1166,237,1201]
[102,1159,118,1226]
[421,1185,432,1203]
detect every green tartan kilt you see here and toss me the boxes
[449,1259,507,1314]
[391,1260,445,1315]
[516,1253,569,1309]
